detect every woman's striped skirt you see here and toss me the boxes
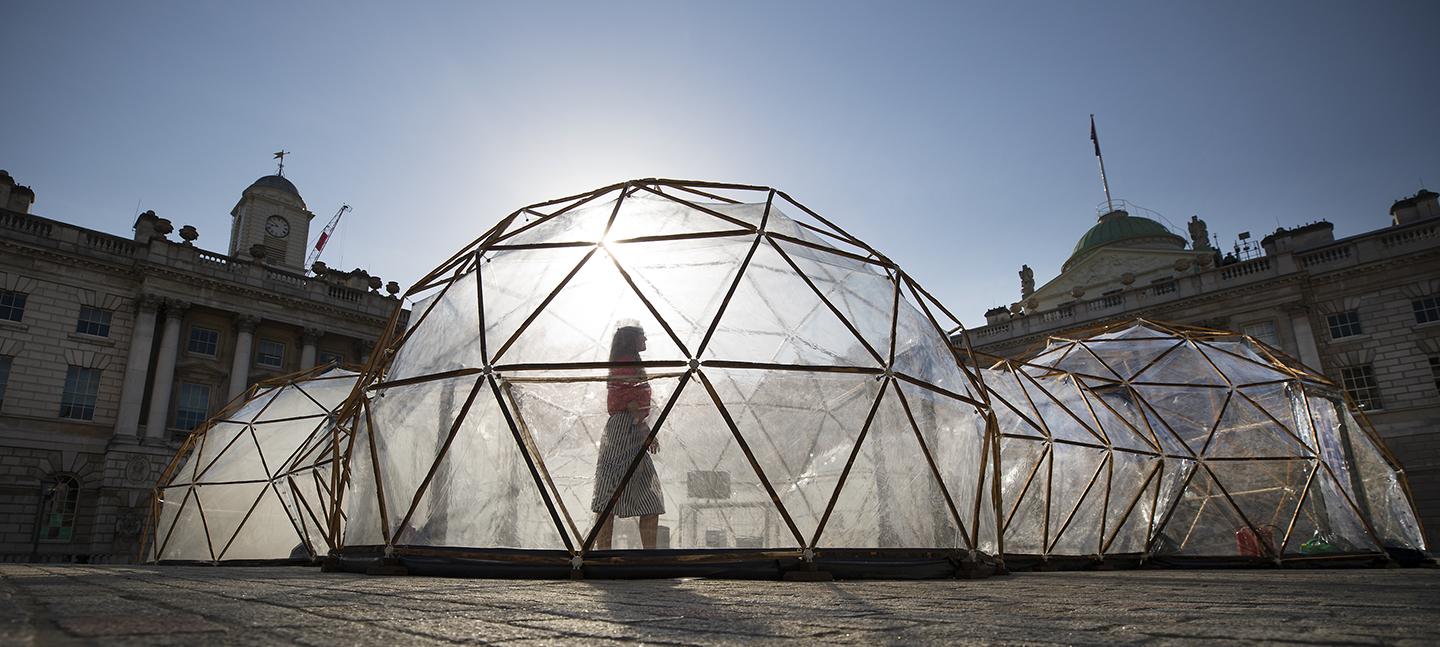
[590,410,666,517]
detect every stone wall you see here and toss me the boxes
[0,446,106,561]
[1309,259,1440,542]
[0,255,136,427]
[0,199,399,562]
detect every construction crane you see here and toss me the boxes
[305,204,351,270]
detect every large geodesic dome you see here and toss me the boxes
[147,366,359,564]
[339,180,1002,578]
[981,321,1427,567]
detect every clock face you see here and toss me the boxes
[265,215,290,238]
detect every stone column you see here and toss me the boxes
[228,315,260,399]
[143,300,188,441]
[301,328,322,369]
[114,295,162,438]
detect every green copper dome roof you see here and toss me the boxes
[1065,210,1186,269]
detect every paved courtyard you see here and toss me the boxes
[1,564,1437,645]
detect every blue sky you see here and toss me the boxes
[3,1,1437,327]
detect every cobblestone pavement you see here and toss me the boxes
[1,564,1437,645]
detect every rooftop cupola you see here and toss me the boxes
[228,159,316,271]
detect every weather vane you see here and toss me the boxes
[273,150,289,176]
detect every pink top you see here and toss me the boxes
[606,354,651,417]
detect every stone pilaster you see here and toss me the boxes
[301,327,323,369]
[1284,304,1323,371]
[228,315,260,399]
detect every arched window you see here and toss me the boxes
[39,474,80,543]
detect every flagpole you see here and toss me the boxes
[1091,114,1114,213]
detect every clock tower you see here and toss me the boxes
[228,172,315,272]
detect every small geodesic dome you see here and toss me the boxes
[147,366,358,564]
[340,180,1001,578]
[981,320,1427,566]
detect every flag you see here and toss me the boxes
[314,231,329,252]
[1090,115,1101,157]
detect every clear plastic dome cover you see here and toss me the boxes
[142,183,1427,576]
[984,321,1426,564]
[341,180,1000,573]
[148,367,358,563]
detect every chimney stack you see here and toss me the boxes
[1391,189,1439,226]
[0,170,35,214]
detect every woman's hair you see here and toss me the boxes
[609,325,645,361]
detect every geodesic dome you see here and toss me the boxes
[147,366,358,564]
[981,320,1427,566]
[339,180,1001,578]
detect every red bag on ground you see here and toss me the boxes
[1235,525,1275,557]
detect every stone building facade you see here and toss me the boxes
[962,189,1440,545]
[0,169,401,562]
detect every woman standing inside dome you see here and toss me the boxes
[591,323,664,549]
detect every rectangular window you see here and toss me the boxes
[1414,296,1440,324]
[1326,310,1363,339]
[74,306,113,337]
[1340,365,1383,411]
[59,366,102,420]
[0,290,26,322]
[1242,320,1280,348]
[0,355,11,409]
[174,382,212,431]
[187,326,219,357]
[1431,356,1440,393]
[318,351,344,366]
[256,339,285,368]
